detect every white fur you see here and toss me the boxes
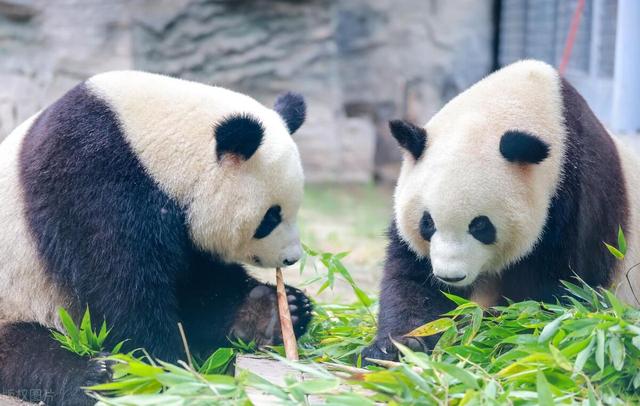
[87,71,304,268]
[0,114,70,329]
[395,60,566,287]
[612,137,640,306]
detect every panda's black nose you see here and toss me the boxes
[437,275,466,283]
[283,258,298,266]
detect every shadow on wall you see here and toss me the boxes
[0,0,494,183]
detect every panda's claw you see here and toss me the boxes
[85,353,114,387]
[282,285,313,338]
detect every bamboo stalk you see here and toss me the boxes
[275,267,299,360]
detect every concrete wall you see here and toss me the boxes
[0,0,494,182]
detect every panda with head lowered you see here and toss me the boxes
[0,71,312,405]
[364,60,640,362]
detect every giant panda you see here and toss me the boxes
[0,71,312,405]
[363,60,640,362]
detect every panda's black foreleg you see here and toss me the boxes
[177,258,312,358]
[362,271,455,365]
[361,223,462,365]
[0,322,110,406]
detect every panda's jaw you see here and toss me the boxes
[429,233,492,288]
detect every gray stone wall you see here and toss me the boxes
[0,0,493,182]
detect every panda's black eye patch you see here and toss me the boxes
[420,212,436,241]
[254,205,282,239]
[468,216,496,245]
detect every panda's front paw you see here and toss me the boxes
[84,353,114,387]
[231,284,312,347]
[284,285,313,337]
[361,336,432,366]
[59,354,114,406]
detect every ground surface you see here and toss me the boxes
[250,183,393,302]
[0,395,33,405]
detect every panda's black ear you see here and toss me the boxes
[500,130,550,164]
[214,113,264,161]
[389,120,427,160]
[274,92,306,134]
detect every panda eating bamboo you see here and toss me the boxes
[0,71,312,405]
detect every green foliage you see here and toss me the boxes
[51,307,124,357]
[87,349,239,404]
[52,248,640,405]
[604,226,627,260]
[300,244,374,309]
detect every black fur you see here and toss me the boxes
[254,205,282,239]
[361,223,461,362]
[468,215,496,245]
[215,113,264,160]
[1,83,311,405]
[419,211,436,241]
[274,92,306,134]
[364,78,628,363]
[389,120,427,160]
[0,322,110,406]
[500,130,550,164]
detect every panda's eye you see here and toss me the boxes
[420,212,436,241]
[468,215,496,245]
[254,205,282,239]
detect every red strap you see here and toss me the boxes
[559,0,586,75]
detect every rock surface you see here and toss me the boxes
[0,0,493,182]
[0,394,35,405]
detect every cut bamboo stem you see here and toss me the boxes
[275,267,299,360]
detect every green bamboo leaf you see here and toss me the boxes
[604,243,624,260]
[324,394,375,406]
[98,320,108,343]
[199,348,234,374]
[58,307,80,344]
[604,290,625,316]
[431,361,480,389]
[596,329,605,371]
[633,371,640,389]
[617,225,627,255]
[587,385,598,406]
[112,340,126,354]
[353,286,373,307]
[405,318,455,337]
[302,243,318,257]
[316,280,331,295]
[608,335,625,371]
[536,371,554,406]
[442,292,471,306]
[538,313,571,342]
[294,378,340,394]
[574,335,595,374]
[298,252,308,274]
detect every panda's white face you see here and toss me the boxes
[87,71,306,268]
[393,60,567,287]
[203,123,305,268]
